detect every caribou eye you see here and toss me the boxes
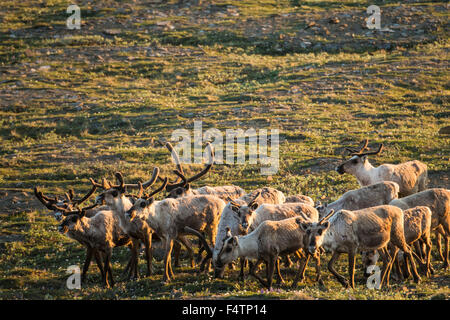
[140,201,146,208]
[306,229,311,235]
[352,158,358,164]
[112,190,118,197]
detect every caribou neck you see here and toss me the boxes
[355,161,376,186]
[237,233,259,260]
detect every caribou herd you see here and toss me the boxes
[34,139,450,290]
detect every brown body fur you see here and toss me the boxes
[239,187,285,205]
[127,194,226,282]
[317,181,400,218]
[59,210,132,287]
[216,216,316,289]
[300,205,421,288]
[285,195,314,206]
[213,188,288,279]
[248,203,319,232]
[390,188,450,269]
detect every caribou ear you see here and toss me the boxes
[231,236,239,246]
[185,183,191,190]
[250,202,259,211]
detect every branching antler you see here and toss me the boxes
[346,139,369,155]
[318,209,335,224]
[147,177,168,199]
[90,168,160,192]
[35,184,97,211]
[165,142,214,192]
[346,139,383,157]
[34,187,61,210]
[72,185,97,206]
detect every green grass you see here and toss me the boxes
[0,0,449,300]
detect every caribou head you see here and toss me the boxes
[228,191,261,232]
[34,184,97,221]
[297,209,335,255]
[92,168,160,207]
[335,139,383,175]
[125,177,168,221]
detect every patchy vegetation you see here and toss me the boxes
[0,0,449,299]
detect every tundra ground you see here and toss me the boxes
[0,0,449,299]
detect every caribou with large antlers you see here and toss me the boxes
[335,139,428,197]
[163,142,246,200]
[125,191,226,282]
[92,168,162,280]
[57,204,133,288]
[34,185,133,282]
[34,184,100,220]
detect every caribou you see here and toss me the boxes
[335,139,428,197]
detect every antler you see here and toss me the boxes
[34,188,71,212]
[148,177,168,198]
[346,139,369,155]
[113,172,125,189]
[165,142,185,176]
[91,172,125,190]
[183,142,214,184]
[319,209,335,224]
[165,170,187,192]
[347,138,383,157]
[35,184,97,212]
[165,143,214,192]
[142,167,160,188]
[34,187,58,210]
[137,182,145,199]
[124,167,160,190]
[90,168,160,192]
[227,196,241,208]
[72,184,97,206]
[353,143,383,157]
[89,178,103,189]
[173,169,188,184]
[145,177,168,199]
[34,187,58,203]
